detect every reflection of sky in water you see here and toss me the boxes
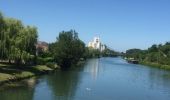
[77,57,170,100]
[83,58,100,80]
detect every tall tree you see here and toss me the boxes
[54,30,85,69]
[0,12,6,59]
[0,12,38,65]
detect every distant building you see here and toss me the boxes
[36,41,48,55]
[101,44,106,51]
[88,37,106,52]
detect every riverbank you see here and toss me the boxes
[140,61,170,70]
[0,60,86,86]
[0,64,59,86]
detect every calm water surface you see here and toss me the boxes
[1,57,170,100]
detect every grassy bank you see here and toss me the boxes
[140,61,170,70]
[0,64,59,85]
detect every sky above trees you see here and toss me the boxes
[0,0,170,52]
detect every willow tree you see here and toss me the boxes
[14,26,38,64]
[0,12,38,65]
[4,18,23,63]
[24,26,38,56]
[0,12,5,59]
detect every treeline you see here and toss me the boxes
[46,30,118,69]
[0,12,38,65]
[83,47,118,58]
[125,42,170,66]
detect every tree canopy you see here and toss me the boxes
[52,30,85,69]
[0,12,38,65]
[125,42,170,65]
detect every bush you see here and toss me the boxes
[46,62,58,69]
[37,57,54,65]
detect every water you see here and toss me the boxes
[1,57,170,100]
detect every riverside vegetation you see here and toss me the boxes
[0,12,117,85]
[0,12,57,85]
[125,42,170,70]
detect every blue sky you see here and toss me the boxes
[0,0,170,52]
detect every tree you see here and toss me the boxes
[0,12,38,65]
[4,18,24,63]
[0,12,6,59]
[125,42,170,66]
[126,49,143,59]
[53,30,85,69]
[13,26,37,64]
[148,44,158,52]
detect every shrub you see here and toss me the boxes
[37,57,54,65]
[46,62,58,69]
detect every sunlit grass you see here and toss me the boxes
[0,64,56,84]
[140,61,170,70]
[0,73,12,82]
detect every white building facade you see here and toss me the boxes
[88,37,106,52]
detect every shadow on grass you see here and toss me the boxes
[0,67,22,74]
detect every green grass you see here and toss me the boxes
[0,73,12,82]
[14,71,35,79]
[0,64,57,85]
[0,64,4,66]
[34,65,53,71]
[0,63,9,67]
[140,61,170,70]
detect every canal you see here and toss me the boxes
[1,57,170,100]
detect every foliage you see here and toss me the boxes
[84,48,101,58]
[0,12,38,65]
[37,57,54,65]
[46,62,59,69]
[125,42,170,66]
[84,47,119,58]
[52,30,85,69]
[101,48,119,57]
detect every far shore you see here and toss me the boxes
[140,61,170,70]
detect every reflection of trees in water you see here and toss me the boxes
[0,78,37,100]
[0,87,34,100]
[47,70,82,100]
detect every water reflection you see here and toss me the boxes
[83,59,100,80]
[0,78,37,100]
[1,58,170,100]
[46,70,82,100]
[147,67,170,94]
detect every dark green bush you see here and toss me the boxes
[37,57,54,65]
[46,62,57,69]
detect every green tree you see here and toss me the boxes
[53,30,85,69]
[0,12,38,65]
[148,44,158,52]
[0,12,6,59]
[126,49,143,59]
[125,42,170,66]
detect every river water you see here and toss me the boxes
[1,57,170,100]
